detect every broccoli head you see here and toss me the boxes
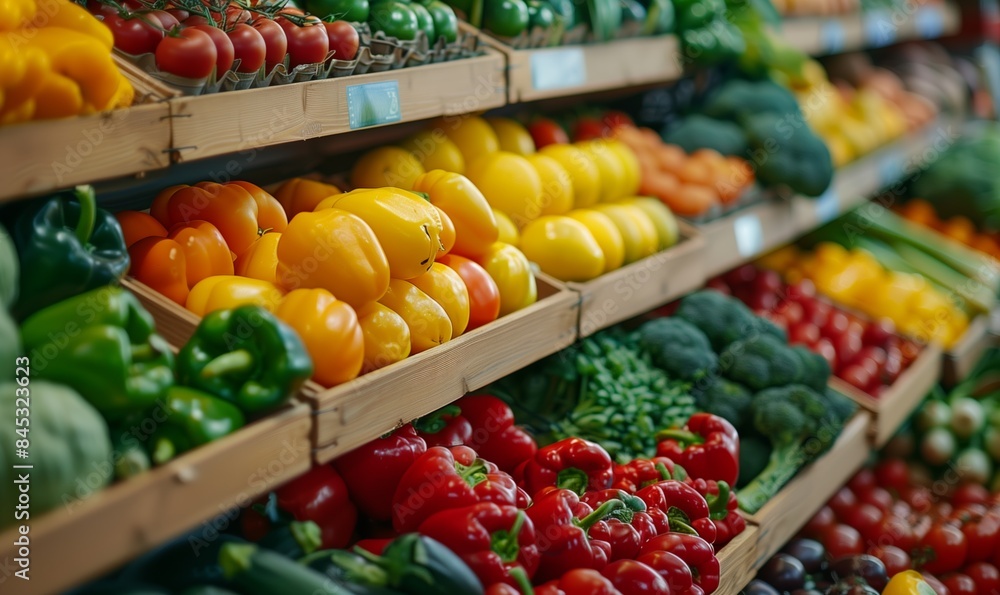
[752,316,787,343]
[694,377,753,428]
[791,345,831,392]
[719,333,803,391]
[636,318,718,382]
[674,290,760,352]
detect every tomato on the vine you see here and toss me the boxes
[803,506,837,540]
[188,25,236,76]
[324,20,360,61]
[106,12,165,55]
[148,9,180,30]
[966,562,1000,593]
[227,23,267,73]
[859,486,894,514]
[252,18,289,71]
[868,545,911,577]
[843,503,885,544]
[821,524,864,560]
[959,513,1000,563]
[155,28,218,79]
[848,468,877,494]
[877,514,919,552]
[953,483,990,508]
[828,487,858,520]
[920,522,968,575]
[876,459,911,492]
[941,573,976,595]
[276,16,330,67]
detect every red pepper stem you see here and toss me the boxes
[200,349,254,378]
[556,467,590,495]
[655,429,704,447]
[413,405,462,434]
[74,185,97,245]
[507,566,535,595]
[706,481,731,520]
[574,499,625,532]
[491,510,527,564]
[456,458,489,488]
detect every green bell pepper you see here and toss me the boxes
[306,0,371,22]
[409,2,438,40]
[481,0,530,37]
[675,0,725,28]
[20,286,174,421]
[177,306,313,416]
[545,0,576,28]
[369,0,421,40]
[526,0,556,29]
[150,386,246,465]
[0,225,17,310]
[420,0,459,42]
[11,185,129,320]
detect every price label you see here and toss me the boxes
[346,81,402,130]
[864,10,896,47]
[531,48,586,91]
[734,213,764,258]
[821,21,846,54]
[915,6,944,38]
[879,152,905,188]
[815,186,840,224]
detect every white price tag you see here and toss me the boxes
[864,10,896,47]
[915,6,944,38]
[879,152,906,188]
[815,186,840,224]
[734,213,764,258]
[821,21,846,54]
[346,81,402,130]
[531,48,586,91]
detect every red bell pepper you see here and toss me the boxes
[486,584,522,595]
[580,490,658,560]
[354,538,393,555]
[526,488,621,583]
[392,445,530,532]
[241,465,357,549]
[333,424,427,522]
[414,404,474,448]
[655,413,739,486]
[417,502,540,588]
[688,478,745,548]
[535,569,624,595]
[601,560,671,595]
[637,480,715,544]
[514,437,614,497]
[612,456,685,493]
[458,395,538,473]
[642,533,720,594]
[637,550,696,594]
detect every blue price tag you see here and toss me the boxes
[346,81,402,130]
[531,48,586,91]
[821,21,846,54]
[879,152,905,188]
[864,10,896,47]
[734,213,764,259]
[914,6,944,38]
[815,186,840,224]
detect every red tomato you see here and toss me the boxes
[848,468,877,494]
[188,25,236,75]
[602,110,635,129]
[789,321,820,346]
[87,0,119,16]
[822,524,865,559]
[883,345,904,383]
[529,118,570,148]
[829,487,858,520]
[953,484,990,508]
[803,506,837,539]
[106,12,165,54]
[904,486,936,515]
[786,279,816,301]
[843,503,884,544]
[878,514,919,552]
[835,334,863,370]
[437,255,501,332]
[148,9,180,30]
[183,15,213,27]
[868,545,911,576]
[863,318,896,347]
[754,269,783,296]
[724,264,757,287]
[822,310,850,339]
[166,8,190,21]
[573,117,609,141]
[839,364,872,392]
[227,23,267,73]
[277,16,329,67]
[858,345,888,369]
[859,486,894,514]
[876,459,911,491]
[227,4,253,23]
[156,28,218,79]
[252,18,288,71]
[921,573,951,595]
[776,301,805,326]
[966,562,1000,594]
[802,298,831,327]
[941,573,976,595]
[706,277,730,295]
[960,514,1000,563]
[921,522,969,575]
[323,20,359,61]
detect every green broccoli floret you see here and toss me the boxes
[636,318,718,382]
[738,384,846,513]
[751,316,787,343]
[791,345,831,392]
[719,334,803,391]
[694,377,753,428]
[825,386,858,425]
[674,290,759,352]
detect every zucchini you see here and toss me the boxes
[220,542,355,595]
[301,550,403,594]
[379,534,484,595]
[120,534,244,590]
[258,520,323,559]
[892,243,994,313]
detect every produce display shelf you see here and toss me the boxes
[780,2,960,56]
[570,221,706,337]
[943,312,997,386]
[166,50,507,163]
[744,411,872,569]
[717,524,762,595]
[0,402,312,595]
[697,198,800,279]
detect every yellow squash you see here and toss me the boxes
[410,262,471,336]
[412,170,499,259]
[568,209,625,273]
[476,242,537,316]
[520,216,605,282]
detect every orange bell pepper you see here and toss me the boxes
[274,288,364,387]
[235,232,281,285]
[153,182,266,257]
[274,177,342,218]
[229,181,288,234]
[115,210,167,248]
[128,236,189,305]
[186,276,284,316]
[150,185,187,224]
[169,221,235,288]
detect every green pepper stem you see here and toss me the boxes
[74,185,97,246]
[152,437,175,466]
[707,481,731,520]
[556,467,589,495]
[574,499,624,533]
[219,543,256,579]
[201,349,254,378]
[291,521,323,556]
[655,429,704,446]
[413,405,462,435]
[456,458,490,488]
[655,462,673,481]
[491,510,527,564]
[507,566,534,595]
[470,0,483,28]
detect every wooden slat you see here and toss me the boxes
[717,524,761,595]
[943,314,996,386]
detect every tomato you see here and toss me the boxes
[754,269,783,296]
[323,20,359,61]
[156,28,219,79]
[106,12,165,55]
[775,301,804,326]
[876,459,911,492]
[803,506,837,539]
[835,334,863,370]
[188,25,236,75]
[863,318,896,347]
[868,545,911,576]
[966,562,1000,593]
[277,16,330,67]
[149,9,180,30]
[822,310,850,339]
[183,15,213,27]
[529,118,569,149]
[959,513,1000,563]
[437,255,501,332]
[883,345,904,383]
[87,0,119,16]
[858,345,888,369]
[252,18,288,71]
[822,524,864,559]
[843,503,884,544]
[829,487,858,520]
[602,111,634,129]
[801,298,831,327]
[921,573,951,595]
[227,5,253,23]
[839,364,872,392]
[227,23,267,73]
[786,279,816,301]
[848,468,877,494]
[941,573,976,595]
[859,486,894,514]
[878,514,919,552]
[904,486,936,515]
[573,117,608,141]
[166,8,190,21]
[789,321,820,346]
[953,484,990,508]
[920,522,969,575]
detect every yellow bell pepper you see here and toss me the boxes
[235,232,281,285]
[186,276,285,316]
[30,0,114,50]
[520,216,605,283]
[275,177,342,218]
[274,288,364,387]
[276,209,390,309]
[593,204,658,264]
[410,263,471,336]
[435,206,456,256]
[0,0,36,31]
[356,302,411,373]
[883,571,936,595]
[379,279,453,354]
[494,209,519,246]
[317,188,443,280]
[411,170,499,259]
[26,28,121,114]
[476,242,537,316]
[0,36,47,123]
[568,209,625,273]
[631,198,679,251]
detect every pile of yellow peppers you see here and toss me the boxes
[1,0,133,124]
[760,243,969,348]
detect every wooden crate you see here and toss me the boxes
[943,315,995,386]
[716,523,760,595]
[0,402,311,595]
[167,51,506,162]
[570,222,705,337]
[745,412,872,568]
[697,199,800,279]
[831,342,943,447]
[310,277,579,463]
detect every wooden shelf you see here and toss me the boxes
[717,524,762,595]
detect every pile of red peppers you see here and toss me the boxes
[241,398,746,595]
